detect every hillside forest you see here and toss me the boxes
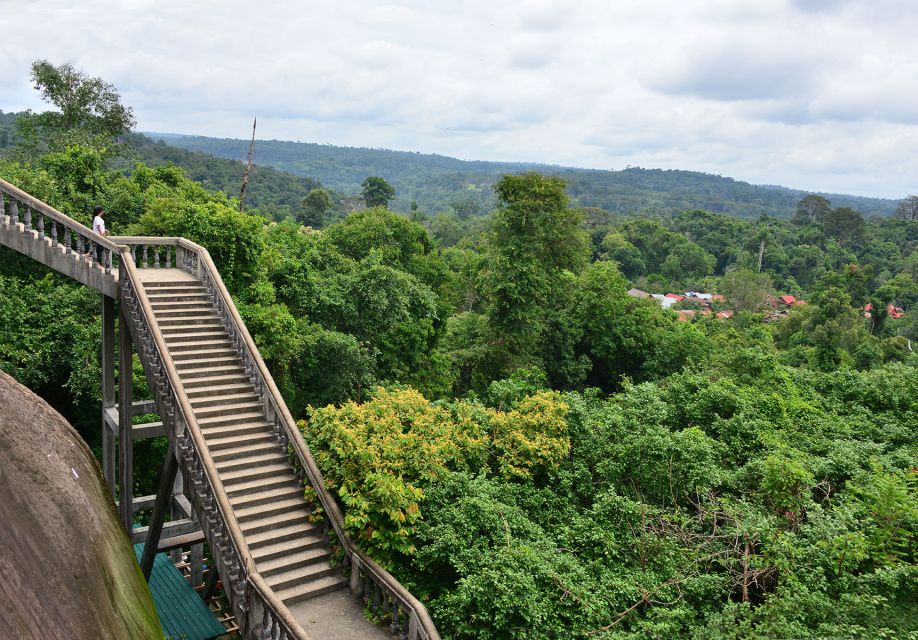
[0,63,916,639]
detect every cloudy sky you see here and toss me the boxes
[2,0,915,198]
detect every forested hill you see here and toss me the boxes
[145,131,899,219]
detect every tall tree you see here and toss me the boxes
[822,206,866,246]
[485,172,589,368]
[360,176,395,208]
[792,195,832,225]
[17,60,135,153]
[721,267,773,313]
[298,187,332,227]
[895,195,918,221]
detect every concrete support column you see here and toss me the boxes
[101,295,116,494]
[118,307,134,532]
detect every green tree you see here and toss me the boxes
[661,241,716,282]
[485,172,589,369]
[17,60,135,153]
[298,187,332,227]
[894,195,918,221]
[792,194,832,225]
[360,176,395,208]
[822,207,866,246]
[600,231,645,278]
[720,268,773,313]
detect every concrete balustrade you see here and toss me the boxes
[0,177,441,640]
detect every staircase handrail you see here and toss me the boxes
[116,247,309,639]
[0,177,120,272]
[2,175,439,637]
[175,238,441,639]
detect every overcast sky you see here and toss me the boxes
[2,0,915,198]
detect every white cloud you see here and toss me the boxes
[1,0,916,198]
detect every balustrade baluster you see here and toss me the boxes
[63,227,71,254]
[76,234,84,257]
[105,248,112,274]
[0,192,5,221]
[90,242,98,268]
[51,222,58,247]
[154,246,160,268]
[10,200,19,225]
[24,206,31,232]
[400,607,410,640]
[391,598,400,634]
[37,213,45,240]
[143,245,149,268]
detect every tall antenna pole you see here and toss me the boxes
[239,117,256,212]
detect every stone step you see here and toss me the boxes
[153,308,220,320]
[200,421,272,441]
[276,575,347,606]
[224,474,299,499]
[256,546,333,578]
[166,336,233,352]
[245,521,317,549]
[183,373,251,389]
[214,450,288,474]
[264,561,339,593]
[189,391,259,408]
[175,355,244,371]
[146,290,210,300]
[220,462,292,487]
[160,324,225,336]
[234,496,308,524]
[228,484,305,510]
[194,399,263,419]
[160,325,229,349]
[178,364,248,380]
[143,284,206,294]
[206,432,277,452]
[171,347,239,362]
[249,532,327,564]
[144,281,202,288]
[210,439,282,463]
[185,382,255,399]
[240,509,309,537]
[158,315,222,327]
[149,299,214,310]
[197,410,267,428]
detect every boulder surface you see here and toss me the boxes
[0,370,162,639]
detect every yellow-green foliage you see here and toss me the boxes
[490,391,570,480]
[300,387,570,565]
[301,387,489,563]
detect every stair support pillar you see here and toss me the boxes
[141,439,178,581]
[101,294,116,495]
[118,306,134,532]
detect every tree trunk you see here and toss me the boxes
[239,117,256,212]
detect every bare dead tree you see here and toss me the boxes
[239,117,256,212]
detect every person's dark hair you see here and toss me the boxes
[93,206,104,216]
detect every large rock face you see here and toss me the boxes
[0,370,163,640]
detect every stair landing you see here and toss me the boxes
[288,591,394,640]
[136,268,198,284]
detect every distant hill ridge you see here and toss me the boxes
[130,131,907,219]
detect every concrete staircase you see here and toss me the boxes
[145,274,348,605]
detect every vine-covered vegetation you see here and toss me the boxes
[1,64,915,639]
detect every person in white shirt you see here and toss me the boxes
[88,206,107,264]
[92,206,106,237]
